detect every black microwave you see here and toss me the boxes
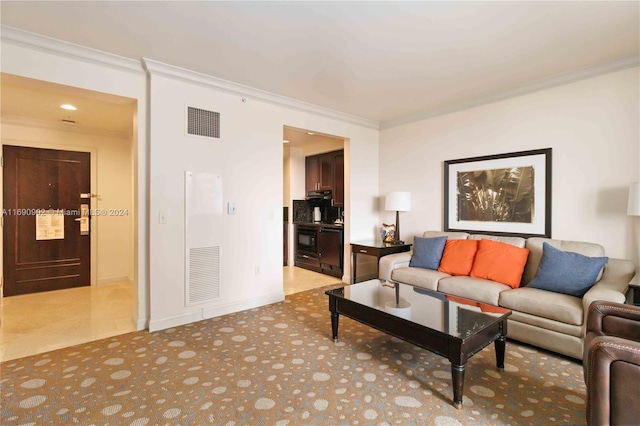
[296,226,318,254]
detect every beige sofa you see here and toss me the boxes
[379,231,636,360]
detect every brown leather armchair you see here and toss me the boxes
[583,300,640,425]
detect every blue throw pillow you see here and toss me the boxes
[527,242,608,297]
[409,236,447,270]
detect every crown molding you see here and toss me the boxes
[142,58,379,130]
[4,25,635,132]
[380,55,640,130]
[1,25,144,74]
[2,115,131,139]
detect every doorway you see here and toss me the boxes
[0,74,137,360]
[3,146,91,296]
[282,126,346,295]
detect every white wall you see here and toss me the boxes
[146,61,379,330]
[283,148,291,208]
[380,68,640,269]
[1,120,133,284]
[284,146,306,205]
[284,146,304,265]
[1,33,149,328]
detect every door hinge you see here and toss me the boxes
[1,216,4,227]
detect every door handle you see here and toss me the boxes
[79,204,90,235]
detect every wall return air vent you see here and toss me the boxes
[185,171,223,306]
[186,106,220,139]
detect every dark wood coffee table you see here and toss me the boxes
[326,279,511,409]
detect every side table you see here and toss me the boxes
[350,241,412,283]
[627,274,640,306]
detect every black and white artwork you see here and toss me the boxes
[444,149,552,238]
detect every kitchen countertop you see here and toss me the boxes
[294,221,344,229]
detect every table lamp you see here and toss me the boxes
[385,191,411,243]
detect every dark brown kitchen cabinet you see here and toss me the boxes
[305,149,344,206]
[318,227,343,278]
[305,156,321,193]
[319,154,334,190]
[306,153,334,192]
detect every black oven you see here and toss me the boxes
[296,225,318,255]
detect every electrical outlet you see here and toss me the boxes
[255,265,261,275]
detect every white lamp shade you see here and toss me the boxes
[385,191,411,212]
[629,182,640,216]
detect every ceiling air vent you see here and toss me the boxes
[186,106,220,139]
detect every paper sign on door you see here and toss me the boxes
[36,210,65,240]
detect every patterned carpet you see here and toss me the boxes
[1,285,586,425]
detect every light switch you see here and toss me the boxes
[228,202,236,215]
[159,211,167,224]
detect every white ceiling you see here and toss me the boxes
[1,1,639,128]
[1,74,136,134]
[283,126,344,148]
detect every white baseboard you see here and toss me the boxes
[133,314,149,331]
[148,291,285,332]
[201,291,285,321]
[97,276,131,286]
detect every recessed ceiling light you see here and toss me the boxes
[307,132,315,135]
[60,104,77,111]
[283,140,290,144]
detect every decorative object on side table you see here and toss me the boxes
[444,148,552,238]
[381,223,395,242]
[385,191,411,243]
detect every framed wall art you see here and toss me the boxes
[444,148,552,238]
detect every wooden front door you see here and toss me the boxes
[3,146,91,297]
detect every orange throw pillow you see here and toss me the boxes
[470,239,530,288]
[438,240,479,276]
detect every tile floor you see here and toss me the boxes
[283,266,344,295]
[0,268,343,362]
[0,282,136,362]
